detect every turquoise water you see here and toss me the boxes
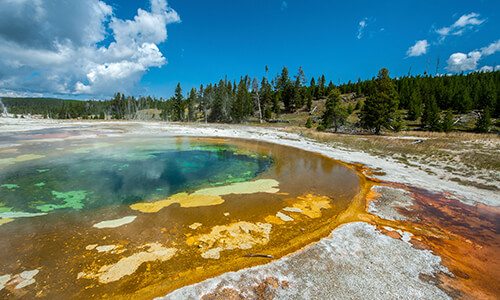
[0,141,272,215]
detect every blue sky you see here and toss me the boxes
[0,0,498,99]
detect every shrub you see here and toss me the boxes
[305,117,313,128]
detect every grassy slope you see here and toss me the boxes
[285,127,500,192]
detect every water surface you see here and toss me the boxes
[0,134,365,299]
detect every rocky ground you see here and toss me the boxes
[1,118,499,299]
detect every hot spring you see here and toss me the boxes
[0,134,367,299]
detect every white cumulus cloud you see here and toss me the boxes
[446,39,500,72]
[0,0,180,97]
[446,52,482,72]
[478,65,500,72]
[406,40,429,57]
[436,12,485,38]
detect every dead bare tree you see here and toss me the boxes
[252,78,263,123]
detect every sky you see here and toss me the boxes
[0,0,498,99]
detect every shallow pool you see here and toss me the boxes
[0,135,366,299]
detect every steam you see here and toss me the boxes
[0,98,8,117]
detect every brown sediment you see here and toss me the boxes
[402,189,500,299]
[363,183,500,299]
[200,276,289,300]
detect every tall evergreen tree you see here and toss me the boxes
[421,95,440,131]
[441,110,454,133]
[260,77,273,119]
[306,88,313,112]
[277,67,294,112]
[172,83,184,121]
[456,87,472,113]
[359,68,399,134]
[321,89,348,132]
[230,78,252,122]
[187,88,197,122]
[318,75,326,98]
[407,89,422,120]
[310,77,317,99]
[210,83,224,123]
[475,107,491,133]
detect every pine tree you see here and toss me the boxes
[306,88,313,112]
[398,79,411,108]
[209,81,230,123]
[359,68,399,134]
[455,86,472,113]
[198,84,209,124]
[310,77,317,99]
[475,107,491,133]
[407,89,422,121]
[277,67,294,112]
[318,75,326,98]
[187,88,197,122]
[327,81,335,95]
[391,111,405,132]
[172,83,184,121]
[260,77,273,119]
[421,95,440,131]
[305,117,313,128]
[292,67,306,110]
[321,89,348,132]
[482,80,497,113]
[231,78,251,123]
[272,77,281,116]
[441,110,454,133]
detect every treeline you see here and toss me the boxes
[159,67,323,123]
[165,67,496,133]
[1,96,170,120]
[2,68,498,133]
[2,98,85,118]
[337,68,498,133]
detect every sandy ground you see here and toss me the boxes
[1,118,498,299]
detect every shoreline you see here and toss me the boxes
[2,118,496,206]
